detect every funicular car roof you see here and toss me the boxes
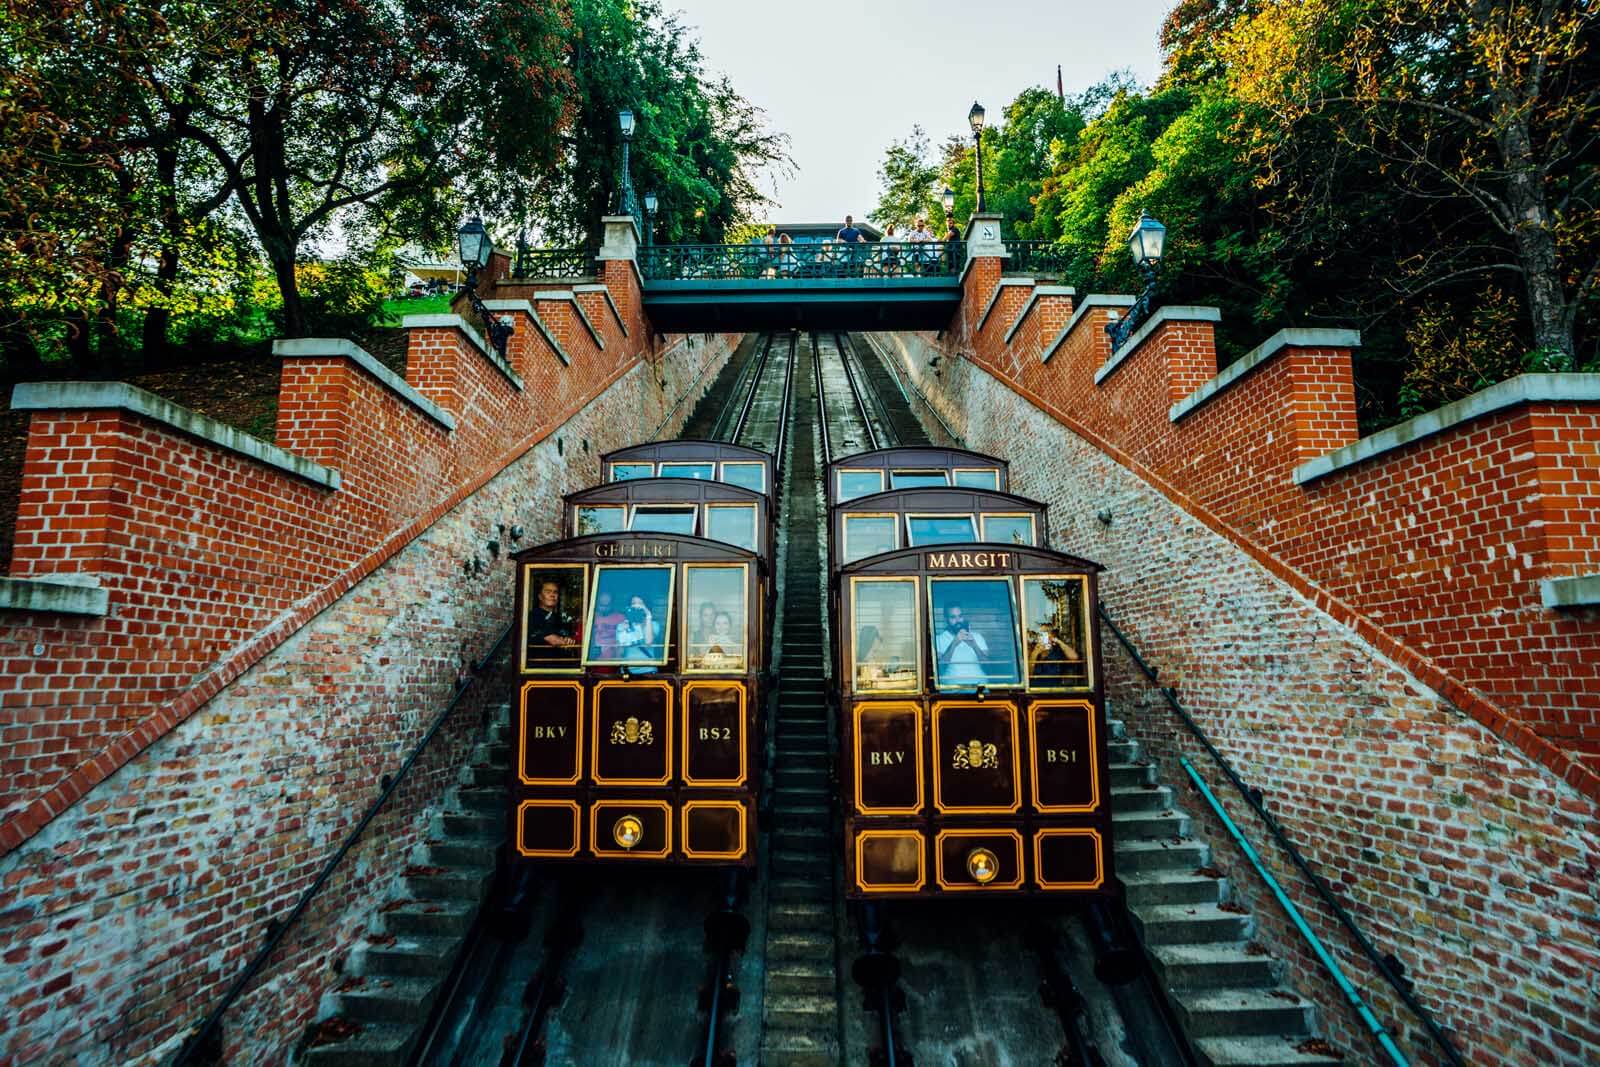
[601,439,775,465]
[830,486,1047,517]
[824,445,1011,475]
[566,478,768,507]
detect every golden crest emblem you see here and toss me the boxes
[951,739,998,770]
[610,715,654,745]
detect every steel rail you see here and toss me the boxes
[729,334,775,445]
[1098,606,1465,1067]
[837,333,903,450]
[175,624,517,1066]
[708,334,766,443]
[500,879,585,1067]
[810,334,833,467]
[773,333,797,486]
[830,333,881,452]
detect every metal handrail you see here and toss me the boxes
[509,247,597,280]
[174,623,517,1066]
[639,241,963,282]
[1001,239,1071,278]
[1097,606,1466,1067]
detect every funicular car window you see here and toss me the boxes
[659,462,716,480]
[576,505,626,536]
[836,469,885,502]
[953,468,1001,489]
[981,514,1036,546]
[520,564,586,673]
[842,514,898,564]
[629,505,698,535]
[583,565,674,668]
[720,462,766,494]
[705,503,758,551]
[1022,576,1091,690]
[906,514,978,546]
[928,577,1023,690]
[684,564,749,673]
[850,577,921,694]
[610,462,655,481]
[890,469,950,489]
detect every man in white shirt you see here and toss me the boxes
[935,603,989,686]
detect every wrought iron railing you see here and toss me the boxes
[1003,240,1073,278]
[511,246,598,280]
[638,241,963,282]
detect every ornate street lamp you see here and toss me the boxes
[617,107,639,220]
[456,214,513,360]
[968,101,987,213]
[942,186,955,219]
[643,190,659,248]
[1105,210,1167,351]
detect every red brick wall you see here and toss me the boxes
[0,313,736,1062]
[871,325,1600,1064]
[0,260,724,855]
[913,263,1600,797]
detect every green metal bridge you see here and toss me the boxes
[511,239,1069,331]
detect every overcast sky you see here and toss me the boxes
[668,0,1173,222]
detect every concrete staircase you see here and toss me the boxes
[302,702,512,1066]
[1107,710,1345,1067]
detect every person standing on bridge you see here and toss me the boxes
[836,215,866,277]
[879,223,902,276]
[908,217,935,275]
[943,218,961,271]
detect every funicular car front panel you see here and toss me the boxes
[835,544,1112,898]
[510,531,762,867]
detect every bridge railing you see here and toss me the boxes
[1002,239,1072,279]
[510,247,598,280]
[639,241,963,281]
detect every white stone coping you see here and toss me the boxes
[1169,328,1362,424]
[273,338,456,432]
[1294,373,1600,486]
[484,299,570,367]
[976,278,1033,334]
[1542,573,1600,610]
[574,283,629,337]
[1005,285,1076,346]
[0,575,108,616]
[533,290,605,350]
[401,313,525,390]
[1093,306,1222,386]
[1040,295,1136,365]
[9,380,341,489]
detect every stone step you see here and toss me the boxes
[765,993,838,1030]
[1177,988,1315,1039]
[771,804,830,827]
[777,744,830,761]
[1151,943,1279,989]
[1109,762,1158,789]
[766,963,836,997]
[336,974,441,1023]
[427,835,501,869]
[772,852,830,877]
[362,935,461,978]
[759,1027,838,1066]
[302,1020,415,1067]
[1131,903,1252,946]
[767,930,835,962]
[769,902,833,931]
[438,810,499,837]
[460,763,507,789]
[769,878,832,905]
[775,767,829,786]
[1194,1034,1344,1066]
[1110,784,1174,813]
[1107,739,1141,764]
[406,867,493,902]
[774,784,828,801]
[1120,870,1226,907]
[1113,809,1192,840]
[383,897,476,938]
[455,786,502,814]
[478,741,511,765]
[1113,838,1210,873]
[1104,718,1128,740]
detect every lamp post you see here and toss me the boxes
[942,186,955,221]
[456,214,513,360]
[617,107,639,221]
[643,191,658,248]
[1104,210,1167,351]
[968,101,987,213]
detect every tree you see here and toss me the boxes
[1225,0,1599,362]
[869,126,942,229]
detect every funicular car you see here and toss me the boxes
[509,530,764,869]
[832,542,1113,898]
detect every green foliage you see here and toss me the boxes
[868,126,943,230]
